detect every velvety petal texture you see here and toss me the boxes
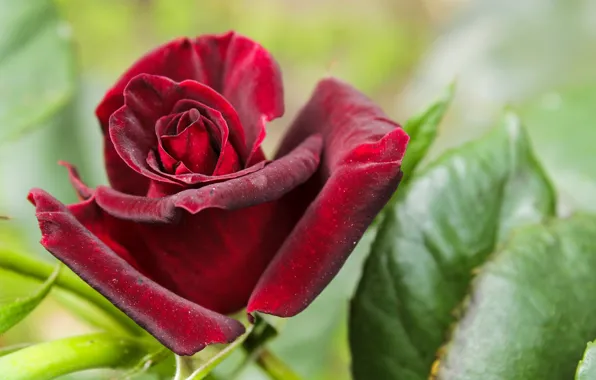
[247,78,408,316]
[29,31,408,356]
[28,189,245,355]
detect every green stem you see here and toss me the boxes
[236,316,301,380]
[122,345,173,378]
[0,249,143,335]
[0,344,30,358]
[0,333,157,380]
[175,323,255,380]
[255,349,302,380]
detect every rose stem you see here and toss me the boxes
[254,348,303,380]
[0,333,159,380]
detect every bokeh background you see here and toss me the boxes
[1,0,596,379]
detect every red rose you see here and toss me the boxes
[28,32,408,355]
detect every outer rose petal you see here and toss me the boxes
[96,32,283,189]
[28,189,245,355]
[124,204,290,314]
[247,78,409,316]
[59,161,93,200]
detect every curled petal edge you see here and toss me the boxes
[28,189,245,356]
[95,134,323,223]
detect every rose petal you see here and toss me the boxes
[130,203,292,314]
[155,113,184,173]
[173,160,194,175]
[170,99,242,176]
[247,78,409,317]
[175,108,198,135]
[156,144,180,174]
[104,142,150,196]
[144,176,185,199]
[95,135,323,223]
[58,161,93,200]
[28,189,245,355]
[213,138,242,175]
[155,112,184,137]
[161,120,218,175]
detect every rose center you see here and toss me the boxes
[158,108,220,175]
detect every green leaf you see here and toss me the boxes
[576,340,596,380]
[349,113,555,380]
[401,83,454,182]
[0,333,160,380]
[0,0,75,141]
[439,214,596,379]
[519,85,596,213]
[0,263,60,333]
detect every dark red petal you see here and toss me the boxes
[200,117,223,147]
[28,189,245,355]
[130,203,292,314]
[174,161,194,175]
[110,106,177,184]
[155,112,184,137]
[94,135,323,223]
[105,140,150,196]
[145,177,185,199]
[170,100,242,176]
[247,78,409,317]
[161,121,218,174]
[213,139,242,175]
[154,113,184,173]
[58,161,93,200]
[175,110,194,134]
[153,100,242,181]
[194,32,284,164]
[156,144,179,173]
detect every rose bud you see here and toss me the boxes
[29,32,409,355]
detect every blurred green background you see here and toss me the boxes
[1,0,596,379]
